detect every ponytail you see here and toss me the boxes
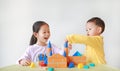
[30,34,37,45]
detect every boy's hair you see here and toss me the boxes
[87,17,105,34]
[30,21,49,45]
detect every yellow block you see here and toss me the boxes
[30,62,35,68]
[78,63,83,69]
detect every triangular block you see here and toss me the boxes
[73,51,82,56]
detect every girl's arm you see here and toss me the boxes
[17,47,31,65]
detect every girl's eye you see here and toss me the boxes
[89,28,91,30]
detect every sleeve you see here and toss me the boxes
[66,34,102,47]
[17,47,31,64]
[51,44,64,55]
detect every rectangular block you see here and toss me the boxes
[67,56,86,65]
[48,54,67,68]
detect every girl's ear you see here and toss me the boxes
[97,27,102,34]
[33,32,38,38]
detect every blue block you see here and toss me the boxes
[64,41,68,48]
[48,41,52,48]
[73,51,82,56]
[50,50,52,56]
[43,54,47,60]
[38,54,43,61]
[68,62,75,68]
[84,65,89,69]
[44,58,48,64]
[63,51,66,57]
[89,63,95,67]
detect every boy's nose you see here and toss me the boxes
[46,33,50,36]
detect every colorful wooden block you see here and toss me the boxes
[39,61,47,67]
[48,67,54,71]
[68,62,75,68]
[84,65,89,69]
[30,62,35,68]
[78,63,83,69]
[67,56,86,65]
[89,63,95,67]
[73,51,82,56]
[48,54,67,68]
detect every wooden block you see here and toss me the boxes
[48,54,67,68]
[67,56,86,65]
[64,48,68,56]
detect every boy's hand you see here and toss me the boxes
[19,59,31,66]
[65,38,72,50]
[68,44,72,50]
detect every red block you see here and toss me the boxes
[39,61,46,67]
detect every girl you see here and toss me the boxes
[18,21,64,66]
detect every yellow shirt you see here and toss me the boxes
[66,34,106,64]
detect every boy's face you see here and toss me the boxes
[35,24,50,44]
[86,22,101,36]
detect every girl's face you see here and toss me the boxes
[86,22,101,36]
[35,24,50,45]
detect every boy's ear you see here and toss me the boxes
[97,27,102,34]
[33,32,38,38]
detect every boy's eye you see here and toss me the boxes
[43,32,46,33]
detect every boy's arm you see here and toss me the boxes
[66,34,103,46]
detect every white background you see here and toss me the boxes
[0,0,120,68]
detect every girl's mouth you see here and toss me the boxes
[44,37,48,40]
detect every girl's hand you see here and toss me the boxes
[19,59,31,66]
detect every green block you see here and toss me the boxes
[84,65,89,69]
[48,67,54,71]
[89,63,95,67]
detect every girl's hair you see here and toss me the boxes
[87,17,105,34]
[30,21,49,45]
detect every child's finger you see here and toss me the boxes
[26,60,31,65]
[64,38,68,42]
[68,44,72,50]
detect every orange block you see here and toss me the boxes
[48,54,67,68]
[67,56,86,65]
